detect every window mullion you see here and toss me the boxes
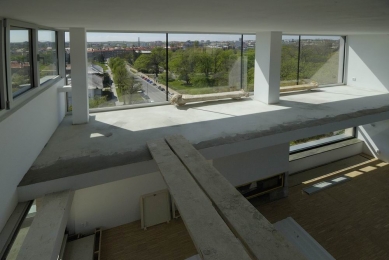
[0,20,6,112]
[31,28,39,89]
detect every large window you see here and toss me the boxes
[281,35,299,87]
[38,30,58,84]
[280,35,345,89]
[3,200,37,260]
[243,34,255,92]
[299,36,342,85]
[10,27,33,98]
[290,128,355,153]
[168,34,242,95]
[66,32,168,111]
[0,19,60,114]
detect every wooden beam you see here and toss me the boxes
[147,139,252,260]
[165,135,305,260]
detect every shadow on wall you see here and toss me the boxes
[358,120,389,162]
[348,35,389,92]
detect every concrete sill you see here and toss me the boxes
[289,138,363,162]
[57,85,72,93]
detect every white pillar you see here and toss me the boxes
[254,32,282,104]
[70,28,89,124]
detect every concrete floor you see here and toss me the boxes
[20,86,389,186]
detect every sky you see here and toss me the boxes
[65,33,339,43]
[11,30,339,43]
[66,32,246,42]
[11,30,56,42]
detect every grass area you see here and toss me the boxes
[168,80,239,95]
[290,129,346,146]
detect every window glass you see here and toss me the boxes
[243,35,255,92]
[299,36,342,85]
[5,200,37,260]
[65,32,72,111]
[10,27,33,98]
[168,34,242,95]
[38,30,58,84]
[290,128,354,153]
[280,35,299,87]
[66,32,168,110]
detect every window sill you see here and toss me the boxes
[0,76,64,123]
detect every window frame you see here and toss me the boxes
[0,19,7,117]
[1,19,62,115]
[37,29,60,85]
[281,34,347,88]
[289,127,356,155]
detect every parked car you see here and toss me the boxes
[153,83,157,86]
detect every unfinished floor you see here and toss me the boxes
[100,155,389,260]
[21,86,389,186]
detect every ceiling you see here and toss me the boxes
[1,0,388,35]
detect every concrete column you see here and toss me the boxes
[70,28,89,124]
[253,32,282,104]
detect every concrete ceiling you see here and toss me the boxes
[1,0,389,35]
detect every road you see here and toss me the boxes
[126,65,167,103]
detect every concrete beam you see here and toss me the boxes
[69,28,89,124]
[147,139,251,260]
[16,190,74,260]
[165,135,305,260]
[254,31,282,104]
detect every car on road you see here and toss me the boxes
[157,86,162,90]
[153,83,157,86]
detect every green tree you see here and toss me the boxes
[133,54,150,73]
[170,50,195,85]
[149,47,165,78]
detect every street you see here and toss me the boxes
[126,65,167,103]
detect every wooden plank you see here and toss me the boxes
[165,135,305,260]
[147,139,252,260]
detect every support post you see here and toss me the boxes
[70,28,89,124]
[254,31,282,104]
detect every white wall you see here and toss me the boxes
[347,35,389,92]
[213,143,289,186]
[0,81,66,232]
[68,171,167,234]
[67,138,368,234]
[358,120,389,162]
